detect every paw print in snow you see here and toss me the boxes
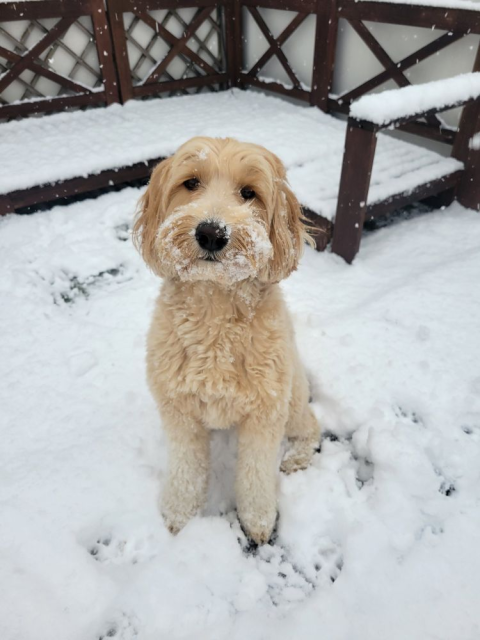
[256,543,315,606]
[99,613,140,640]
[394,405,423,426]
[232,514,343,606]
[317,547,344,584]
[300,539,344,587]
[89,533,158,565]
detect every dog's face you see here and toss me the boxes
[133,137,310,286]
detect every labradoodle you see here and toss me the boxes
[133,137,320,544]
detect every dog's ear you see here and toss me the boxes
[132,157,173,271]
[264,154,312,283]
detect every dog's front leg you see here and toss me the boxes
[236,416,285,545]
[161,412,210,535]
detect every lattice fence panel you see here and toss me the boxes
[120,7,226,97]
[242,7,316,93]
[0,16,103,105]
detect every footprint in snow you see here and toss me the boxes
[394,405,424,426]
[230,514,344,606]
[89,533,158,565]
[98,612,140,640]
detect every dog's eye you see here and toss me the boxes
[184,178,200,191]
[240,187,256,200]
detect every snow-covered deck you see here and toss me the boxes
[0,90,462,221]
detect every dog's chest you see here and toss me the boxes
[148,285,289,426]
[162,310,255,397]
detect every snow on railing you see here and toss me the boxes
[470,132,480,150]
[350,72,480,126]
[356,0,480,11]
[256,75,312,93]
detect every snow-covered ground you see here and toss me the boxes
[1,188,480,640]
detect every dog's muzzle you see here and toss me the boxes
[195,221,229,254]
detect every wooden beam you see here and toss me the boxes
[302,207,333,251]
[366,170,463,218]
[0,0,91,21]
[112,0,226,10]
[454,43,480,210]
[225,0,240,87]
[0,91,107,119]
[0,195,14,216]
[238,73,310,101]
[331,119,377,263]
[340,0,480,35]
[91,0,119,105]
[105,0,133,102]
[132,73,227,97]
[399,120,456,145]
[311,0,338,111]
[3,159,162,214]
[242,0,316,11]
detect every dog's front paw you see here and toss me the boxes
[238,506,278,546]
[161,493,198,535]
[161,504,192,535]
[280,438,315,474]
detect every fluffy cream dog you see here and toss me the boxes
[133,137,320,545]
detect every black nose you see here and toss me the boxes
[195,221,229,253]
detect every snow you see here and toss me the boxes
[256,74,312,92]
[351,72,480,126]
[1,187,480,640]
[357,0,480,10]
[470,132,480,150]
[0,89,462,221]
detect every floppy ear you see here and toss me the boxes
[132,157,172,272]
[264,157,313,283]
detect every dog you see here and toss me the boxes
[133,136,320,545]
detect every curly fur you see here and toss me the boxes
[134,137,320,544]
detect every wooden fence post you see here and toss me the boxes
[311,0,338,111]
[105,0,133,103]
[331,118,378,263]
[233,0,243,88]
[91,0,119,104]
[225,0,240,87]
[453,42,480,211]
